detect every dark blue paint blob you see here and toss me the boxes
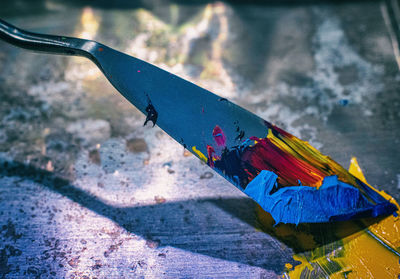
[180,138,187,149]
[234,122,245,141]
[213,146,250,188]
[143,101,158,127]
[339,99,349,106]
[244,170,397,225]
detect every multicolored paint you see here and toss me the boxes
[193,121,397,224]
[256,158,400,278]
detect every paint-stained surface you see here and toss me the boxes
[256,158,400,278]
[0,1,399,278]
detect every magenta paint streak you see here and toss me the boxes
[212,125,226,147]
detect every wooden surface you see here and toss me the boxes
[0,1,399,278]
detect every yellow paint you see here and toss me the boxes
[284,263,293,269]
[192,146,207,163]
[348,157,367,183]
[266,128,358,188]
[257,157,400,278]
[289,254,315,278]
[349,158,400,252]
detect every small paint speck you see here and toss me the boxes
[285,263,293,269]
[98,47,104,52]
[137,70,141,73]
[200,172,213,179]
[154,196,166,204]
[146,239,160,248]
[339,99,349,106]
[158,253,166,258]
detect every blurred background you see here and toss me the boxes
[0,0,399,278]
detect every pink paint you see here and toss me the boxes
[212,125,226,147]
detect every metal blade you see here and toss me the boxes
[92,44,397,224]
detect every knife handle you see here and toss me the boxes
[0,18,99,60]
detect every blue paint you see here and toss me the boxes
[339,99,349,106]
[244,170,397,225]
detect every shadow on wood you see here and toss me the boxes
[0,158,379,272]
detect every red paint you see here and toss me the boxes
[207,145,215,167]
[241,137,326,187]
[98,47,104,52]
[212,125,226,147]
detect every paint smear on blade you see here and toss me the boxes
[192,146,207,162]
[245,171,375,225]
[348,157,367,184]
[199,121,396,224]
[212,125,226,146]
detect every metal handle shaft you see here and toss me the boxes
[0,18,99,60]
